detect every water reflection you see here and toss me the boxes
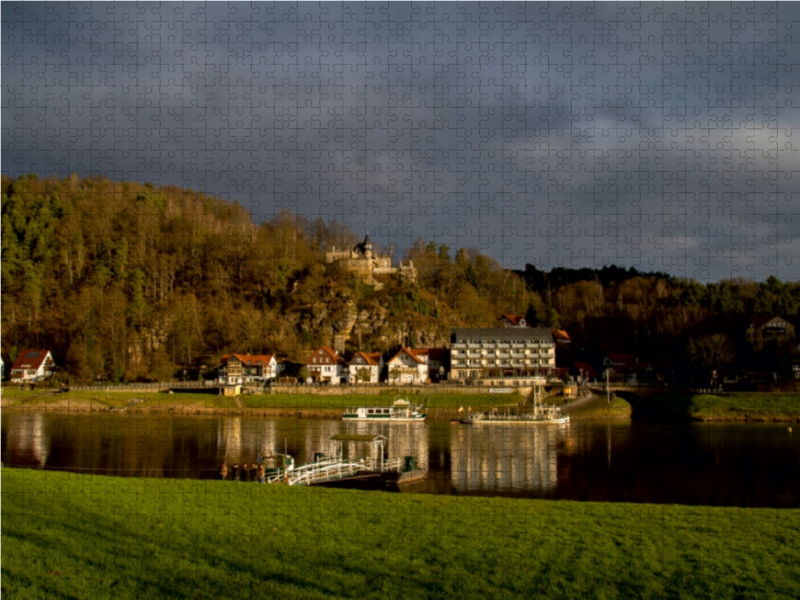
[450,423,568,493]
[2,412,799,507]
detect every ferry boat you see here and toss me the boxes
[460,402,569,425]
[342,398,427,422]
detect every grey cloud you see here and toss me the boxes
[3,2,800,280]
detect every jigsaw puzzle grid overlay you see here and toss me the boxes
[3,2,800,280]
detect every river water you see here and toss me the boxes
[2,411,799,507]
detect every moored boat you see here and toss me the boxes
[342,397,427,422]
[461,402,569,425]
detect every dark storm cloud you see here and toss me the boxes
[3,2,800,281]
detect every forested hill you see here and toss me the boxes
[3,174,800,384]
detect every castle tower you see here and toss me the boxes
[363,234,373,260]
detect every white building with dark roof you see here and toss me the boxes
[10,350,55,383]
[450,328,555,383]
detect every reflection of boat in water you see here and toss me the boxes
[461,402,569,425]
[343,398,427,422]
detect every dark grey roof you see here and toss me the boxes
[450,328,554,343]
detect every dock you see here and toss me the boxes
[267,434,426,487]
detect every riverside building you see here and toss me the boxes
[449,328,556,384]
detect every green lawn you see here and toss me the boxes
[565,396,632,420]
[2,470,798,599]
[1,389,526,412]
[636,392,800,421]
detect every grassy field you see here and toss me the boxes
[3,470,799,599]
[632,391,800,422]
[1,389,526,412]
[564,396,632,420]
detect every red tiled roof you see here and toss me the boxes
[606,353,650,371]
[11,350,52,371]
[552,329,571,341]
[499,314,525,326]
[751,316,788,327]
[350,351,382,366]
[607,353,637,366]
[388,348,423,364]
[221,354,276,366]
[573,361,596,378]
[307,346,347,365]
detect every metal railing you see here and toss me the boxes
[285,457,404,486]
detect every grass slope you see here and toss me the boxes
[637,392,800,422]
[3,470,799,599]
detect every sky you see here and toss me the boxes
[3,2,800,282]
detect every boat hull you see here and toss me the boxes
[461,416,569,425]
[342,415,427,422]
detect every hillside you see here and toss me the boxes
[3,174,800,384]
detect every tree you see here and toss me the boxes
[688,334,735,374]
[356,367,372,383]
[389,366,402,384]
[545,304,561,329]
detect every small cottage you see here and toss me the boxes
[307,346,348,384]
[386,348,428,384]
[348,352,385,384]
[10,350,55,383]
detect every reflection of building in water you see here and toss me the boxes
[450,425,567,493]
[340,421,429,467]
[216,418,277,463]
[303,420,340,459]
[5,413,50,467]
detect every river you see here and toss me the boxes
[2,411,798,507]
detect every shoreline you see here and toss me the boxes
[3,401,799,423]
[3,391,800,423]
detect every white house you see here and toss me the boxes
[348,352,384,384]
[10,350,55,383]
[307,346,348,384]
[386,348,428,384]
[218,354,282,385]
[498,314,527,328]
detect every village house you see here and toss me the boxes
[450,328,556,383]
[498,314,528,328]
[572,361,597,383]
[348,351,385,384]
[307,346,348,384]
[601,353,652,384]
[218,354,282,385]
[407,348,449,382]
[386,348,429,384]
[552,329,571,347]
[10,350,55,383]
[747,316,795,352]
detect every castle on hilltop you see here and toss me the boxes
[325,234,416,290]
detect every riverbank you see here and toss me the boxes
[626,391,800,422]
[3,469,798,599]
[6,388,800,423]
[0,389,528,420]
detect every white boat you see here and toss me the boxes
[343,398,427,422]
